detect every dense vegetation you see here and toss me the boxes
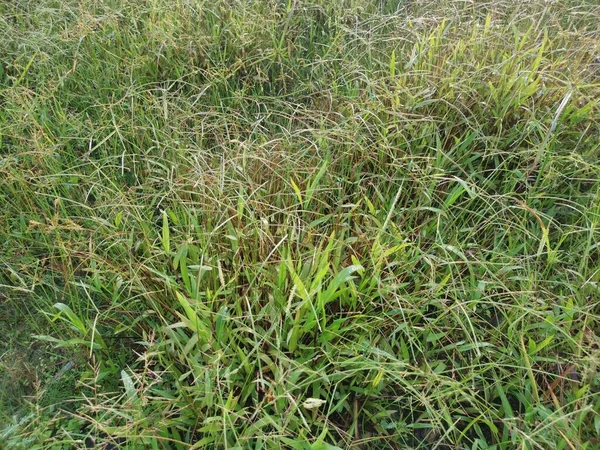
[1,0,599,448]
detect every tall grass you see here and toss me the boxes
[1,0,599,448]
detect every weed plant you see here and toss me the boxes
[1,0,599,448]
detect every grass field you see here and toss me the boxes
[1,0,599,448]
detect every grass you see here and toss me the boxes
[1,0,599,448]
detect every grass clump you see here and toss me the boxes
[1,0,600,448]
